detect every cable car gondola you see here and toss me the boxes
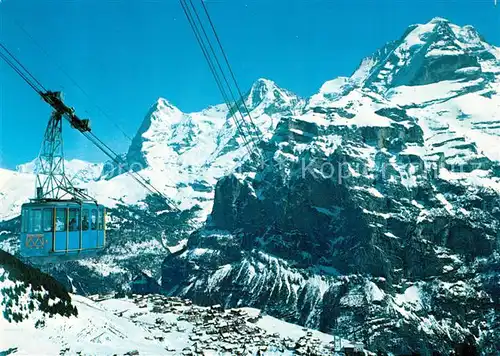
[0,45,178,262]
[20,201,106,261]
[18,91,107,261]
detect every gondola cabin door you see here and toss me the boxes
[20,207,53,257]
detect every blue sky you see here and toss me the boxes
[0,0,499,169]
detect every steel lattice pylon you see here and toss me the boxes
[34,100,94,202]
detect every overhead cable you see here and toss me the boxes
[180,0,254,158]
[0,42,179,211]
[180,0,263,161]
[12,19,134,143]
[199,0,263,140]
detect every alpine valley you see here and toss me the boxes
[1,18,499,354]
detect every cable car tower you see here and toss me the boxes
[35,91,94,202]
[19,90,107,261]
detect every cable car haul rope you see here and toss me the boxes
[180,0,264,162]
[0,42,178,210]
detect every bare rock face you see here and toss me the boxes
[163,18,500,354]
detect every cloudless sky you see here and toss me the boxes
[0,0,499,168]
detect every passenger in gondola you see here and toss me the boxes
[69,218,77,231]
[82,216,89,230]
[56,216,65,231]
[44,221,52,232]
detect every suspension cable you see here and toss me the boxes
[12,19,134,143]
[199,0,263,141]
[0,41,179,211]
[0,43,47,93]
[180,0,263,161]
[180,0,255,158]
[186,0,257,143]
[0,49,43,94]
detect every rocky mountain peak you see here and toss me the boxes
[149,98,184,125]
[428,16,450,24]
[132,97,184,140]
[252,77,275,90]
[351,18,498,92]
[161,18,500,354]
[238,78,304,119]
[124,98,185,169]
[155,97,180,114]
[245,78,281,108]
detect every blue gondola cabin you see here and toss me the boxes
[20,201,106,260]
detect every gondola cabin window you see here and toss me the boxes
[31,209,42,233]
[56,208,67,232]
[91,209,97,230]
[43,209,53,232]
[82,209,89,230]
[69,209,80,231]
[21,209,29,233]
[98,208,104,230]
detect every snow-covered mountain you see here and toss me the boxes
[1,16,500,354]
[161,18,500,353]
[0,78,303,222]
[118,78,304,214]
[16,158,104,183]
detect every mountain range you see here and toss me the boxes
[0,78,303,222]
[1,17,500,354]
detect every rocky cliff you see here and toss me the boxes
[162,18,500,354]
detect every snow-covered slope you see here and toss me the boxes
[2,294,354,356]
[1,251,355,355]
[0,169,35,221]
